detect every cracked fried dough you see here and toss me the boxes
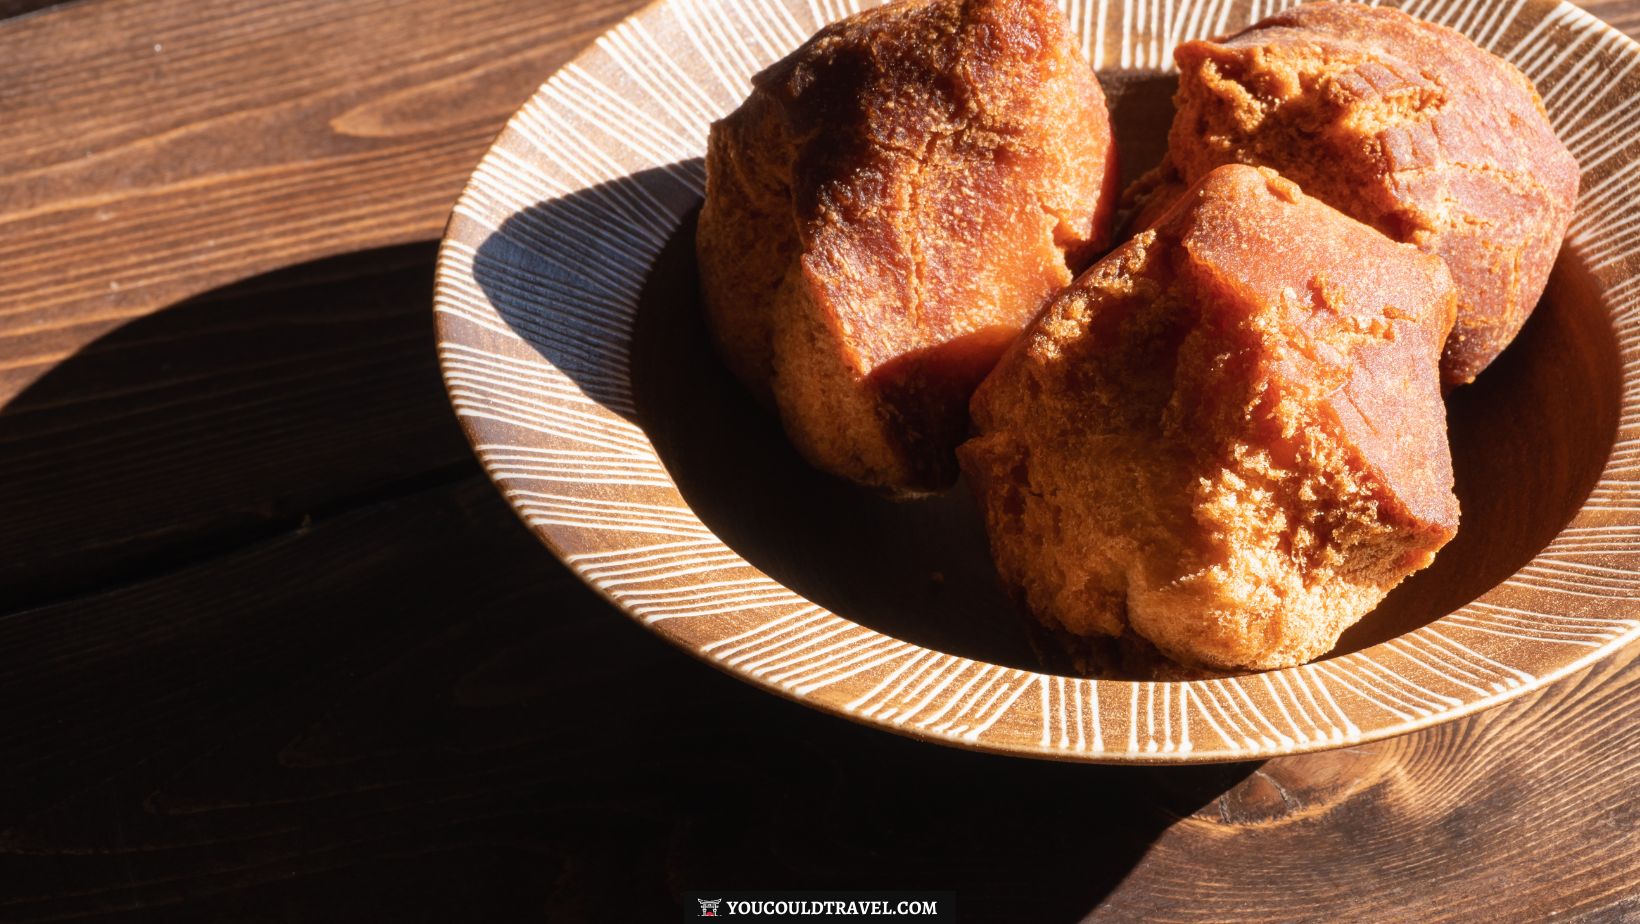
[961,165,1460,671]
[697,0,1118,492]
[1128,2,1578,387]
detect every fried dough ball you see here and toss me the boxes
[961,165,1460,671]
[697,0,1118,492]
[1128,2,1578,387]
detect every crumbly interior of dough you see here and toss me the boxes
[962,165,1461,671]
[1127,1,1579,387]
[697,0,1118,492]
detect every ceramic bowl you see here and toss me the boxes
[434,0,1640,762]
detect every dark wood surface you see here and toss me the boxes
[2,1,1638,921]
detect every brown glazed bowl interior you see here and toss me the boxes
[435,0,1640,762]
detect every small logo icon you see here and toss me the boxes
[697,898,722,917]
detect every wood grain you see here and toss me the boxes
[1583,0,1640,33]
[0,0,1637,920]
[0,0,643,404]
[0,244,480,610]
[0,0,643,600]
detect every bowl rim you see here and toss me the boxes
[433,0,1640,763]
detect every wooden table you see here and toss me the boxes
[2,0,1637,920]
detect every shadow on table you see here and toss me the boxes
[0,226,1254,922]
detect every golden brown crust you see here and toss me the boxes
[697,0,1118,492]
[1129,1,1579,387]
[962,165,1460,671]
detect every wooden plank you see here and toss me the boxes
[0,0,643,610]
[0,476,1634,921]
[0,244,476,608]
[0,479,690,921]
[0,0,645,405]
[1097,644,1640,922]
